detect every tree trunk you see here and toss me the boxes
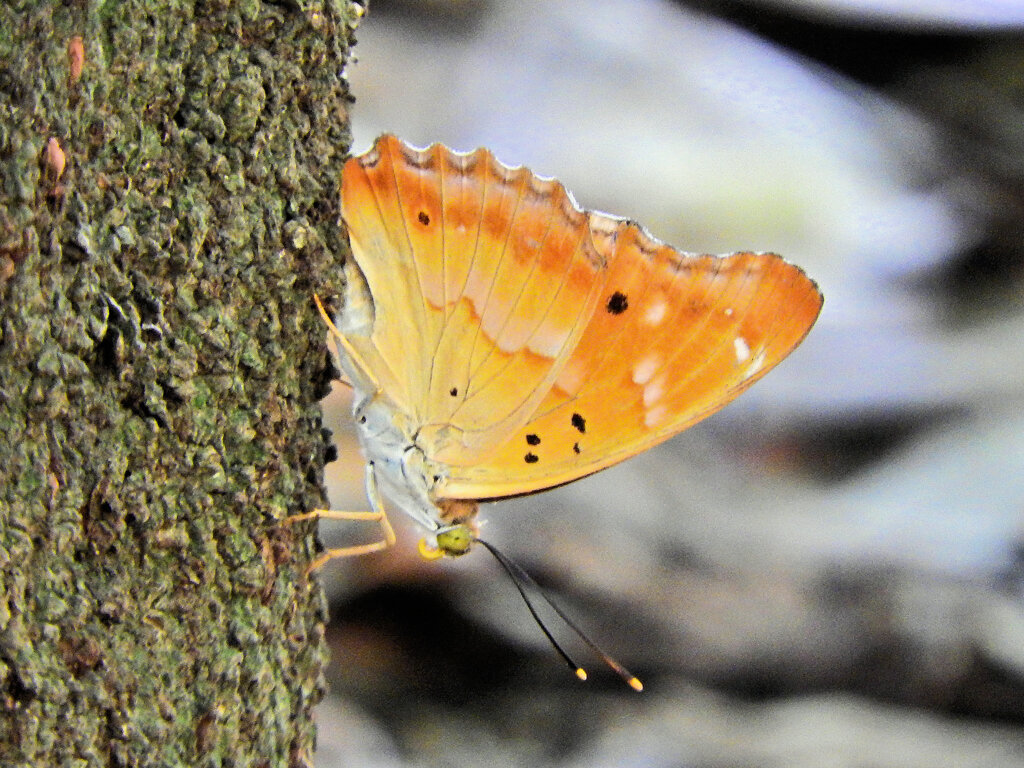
[0,1,360,765]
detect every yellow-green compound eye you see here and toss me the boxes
[435,524,474,557]
[417,524,476,561]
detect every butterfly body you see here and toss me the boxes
[344,380,478,548]
[325,135,823,557]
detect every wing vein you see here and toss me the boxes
[424,151,449,412]
[465,192,559,383]
[454,224,592,434]
[444,155,487,413]
[461,169,527,392]
[384,146,435,419]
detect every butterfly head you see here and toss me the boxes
[417,498,479,560]
[417,523,474,560]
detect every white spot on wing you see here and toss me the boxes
[643,373,666,408]
[743,349,768,380]
[734,336,750,363]
[643,301,667,326]
[644,404,668,428]
[632,355,660,385]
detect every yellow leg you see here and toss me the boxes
[313,293,380,395]
[285,463,395,571]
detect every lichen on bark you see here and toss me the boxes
[0,1,362,765]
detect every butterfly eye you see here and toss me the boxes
[435,524,473,556]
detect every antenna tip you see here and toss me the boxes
[627,676,644,692]
[575,667,588,681]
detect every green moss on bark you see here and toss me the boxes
[0,1,362,765]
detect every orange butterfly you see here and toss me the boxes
[299,135,822,685]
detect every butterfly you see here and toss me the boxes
[299,134,822,686]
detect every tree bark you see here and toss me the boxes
[0,1,360,765]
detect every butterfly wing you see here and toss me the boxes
[438,215,823,500]
[340,135,607,461]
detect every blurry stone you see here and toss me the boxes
[744,0,1024,29]
[313,697,405,768]
[564,685,1024,768]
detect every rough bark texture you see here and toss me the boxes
[0,1,361,765]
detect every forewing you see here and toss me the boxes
[438,216,823,500]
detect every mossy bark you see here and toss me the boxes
[0,1,361,765]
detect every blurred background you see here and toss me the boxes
[313,1,1024,765]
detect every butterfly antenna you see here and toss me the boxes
[475,538,587,681]
[474,538,643,692]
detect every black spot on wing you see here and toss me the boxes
[526,434,540,446]
[571,413,586,433]
[573,442,581,454]
[449,387,458,397]
[418,210,430,226]
[606,291,628,314]
[524,452,539,464]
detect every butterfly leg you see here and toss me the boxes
[313,292,380,395]
[286,463,395,571]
